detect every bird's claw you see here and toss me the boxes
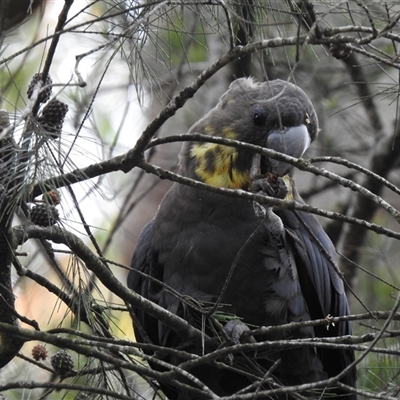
[224,319,256,345]
[252,173,288,220]
[252,173,288,199]
[252,202,285,236]
[223,320,256,365]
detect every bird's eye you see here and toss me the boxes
[253,107,266,126]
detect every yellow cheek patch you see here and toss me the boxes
[190,142,250,189]
[204,124,216,135]
[221,127,237,140]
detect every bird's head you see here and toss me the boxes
[180,77,318,191]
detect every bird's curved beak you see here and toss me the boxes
[265,124,310,176]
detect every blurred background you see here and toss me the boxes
[1,0,400,398]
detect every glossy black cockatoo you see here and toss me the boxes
[128,78,356,399]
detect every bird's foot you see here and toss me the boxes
[252,173,288,199]
[251,202,284,236]
[223,320,256,365]
[224,319,256,345]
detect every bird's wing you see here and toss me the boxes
[127,220,157,344]
[128,218,187,350]
[277,184,356,387]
